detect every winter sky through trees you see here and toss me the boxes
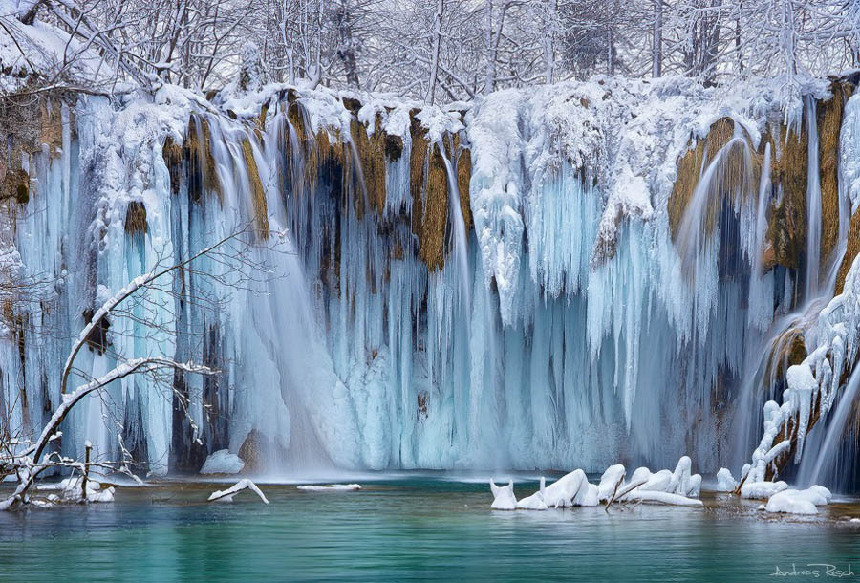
[2,0,859,102]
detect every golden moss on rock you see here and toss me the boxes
[124,201,147,235]
[184,116,222,204]
[765,123,808,271]
[351,116,386,214]
[835,208,860,295]
[162,137,183,195]
[668,117,735,240]
[385,134,403,162]
[241,138,269,240]
[455,134,472,232]
[818,81,852,265]
[1,168,30,204]
[412,142,449,271]
[409,110,428,205]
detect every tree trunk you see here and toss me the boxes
[426,0,444,104]
[652,0,662,77]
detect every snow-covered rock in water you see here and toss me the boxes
[616,459,702,504]
[598,464,626,501]
[716,468,738,492]
[517,477,548,510]
[741,480,788,500]
[544,469,598,508]
[640,469,673,492]
[626,490,704,507]
[296,484,361,491]
[489,479,517,510]
[208,479,269,504]
[200,450,245,475]
[44,476,116,504]
[670,456,696,496]
[765,486,832,515]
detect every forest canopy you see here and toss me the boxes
[1,0,858,102]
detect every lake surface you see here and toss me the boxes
[1,473,859,582]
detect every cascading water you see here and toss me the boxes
[805,97,823,301]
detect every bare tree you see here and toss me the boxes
[0,228,268,510]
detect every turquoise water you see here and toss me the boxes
[1,475,859,582]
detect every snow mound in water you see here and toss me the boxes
[741,480,788,500]
[716,468,739,492]
[489,479,517,510]
[200,450,245,475]
[765,486,832,515]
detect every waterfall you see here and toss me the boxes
[2,78,858,487]
[798,366,860,487]
[805,97,823,301]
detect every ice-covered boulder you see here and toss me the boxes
[200,449,245,475]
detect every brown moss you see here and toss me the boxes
[835,208,860,295]
[351,116,386,214]
[409,110,428,204]
[766,121,808,271]
[1,168,30,204]
[763,328,807,388]
[385,134,403,162]
[342,97,362,113]
[818,81,852,265]
[288,101,308,146]
[412,143,449,271]
[305,128,348,192]
[161,137,183,196]
[184,116,222,204]
[124,201,147,235]
[241,138,269,240]
[257,101,269,131]
[37,98,64,157]
[455,134,472,232]
[669,118,735,239]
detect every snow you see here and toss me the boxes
[765,486,832,515]
[741,481,788,500]
[0,9,120,91]
[495,457,704,511]
[745,255,860,489]
[200,450,245,475]
[516,477,548,510]
[489,479,517,510]
[2,14,858,487]
[716,468,738,492]
[36,476,116,504]
[208,479,269,504]
[597,464,626,501]
[296,484,361,491]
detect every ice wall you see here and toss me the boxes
[1,74,858,485]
